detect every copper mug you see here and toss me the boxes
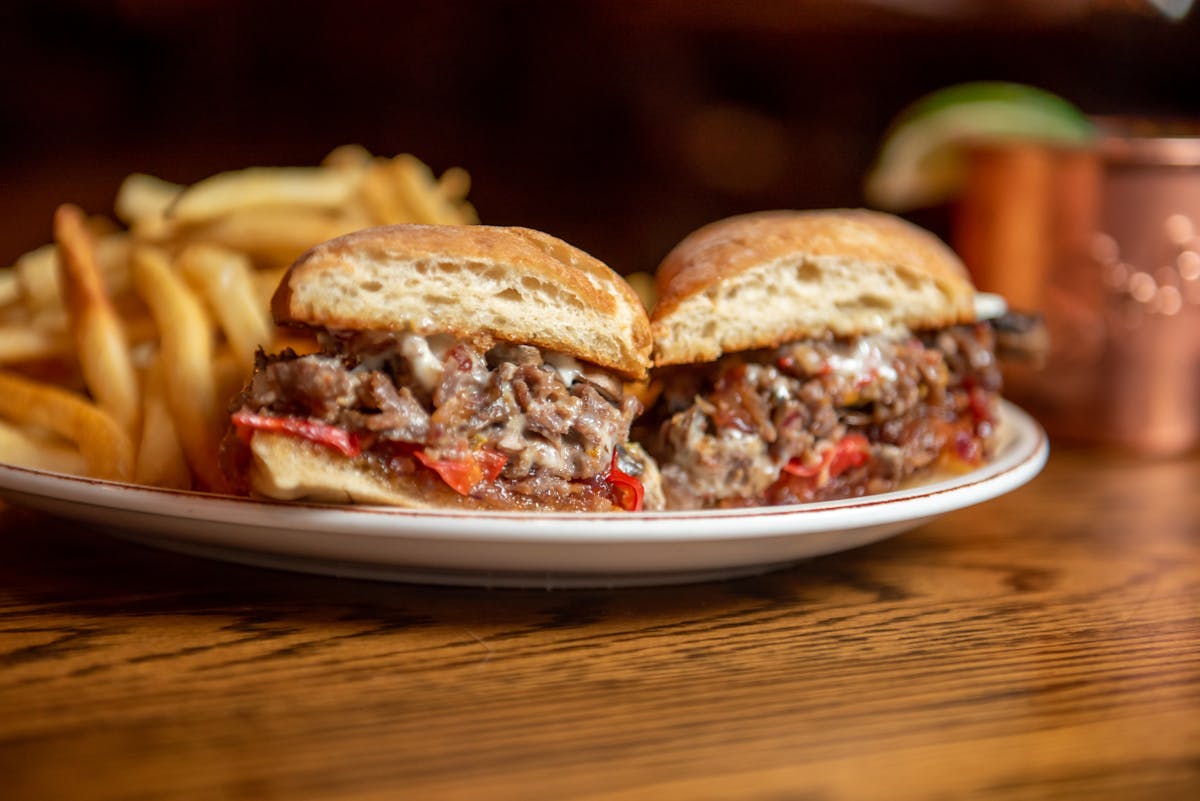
[954,118,1200,455]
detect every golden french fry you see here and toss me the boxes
[1,145,479,495]
[358,163,406,225]
[14,244,60,312]
[454,200,480,225]
[55,204,141,436]
[322,144,374,170]
[0,323,72,364]
[167,167,361,223]
[115,173,184,226]
[131,245,229,492]
[13,233,131,314]
[177,244,274,370]
[437,166,472,203]
[95,233,133,299]
[0,369,135,481]
[212,348,250,411]
[186,206,366,265]
[392,154,457,224]
[0,419,87,475]
[128,210,179,243]
[0,269,18,307]
[134,355,191,489]
[252,265,289,308]
[358,155,480,226]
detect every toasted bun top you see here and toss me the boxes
[650,209,977,366]
[272,224,652,380]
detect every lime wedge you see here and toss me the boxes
[865,82,1094,211]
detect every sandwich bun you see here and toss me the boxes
[243,431,664,512]
[244,431,496,509]
[650,209,976,366]
[272,223,652,379]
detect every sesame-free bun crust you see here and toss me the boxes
[650,209,976,366]
[272,224,652,379]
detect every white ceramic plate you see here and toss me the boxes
[0,400,1047,588]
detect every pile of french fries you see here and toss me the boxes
[0,145,477,491]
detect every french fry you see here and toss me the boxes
[0,323,72,364]
[14,233,131,314]
[437,166,479,224]
[0,369,134,481]
[177,243,274,370]
[212,348,250,411]
[358,163,408,225]
[252,265,290,308]
[437,166,472,203]
[167,167,361,224]
[115,173,183,226]
[392,154,457,224]
[133,355,191,489]
[55,204,141,436]
[185,206,367,266]
[15,244,60,312]
[1,146,480,497]
[0,270,18,308]
[95,233,133,298]
[0,419,87,475]
[321,144,374,170]
[131,245,228,492]
[453,199,480,225]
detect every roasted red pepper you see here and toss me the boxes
[606,449,644,512]
[414,448,507,496]
[782,433,870,481]
[231,409,362,458]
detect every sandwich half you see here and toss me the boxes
[222,223,662,511]
[641,209,1002,509]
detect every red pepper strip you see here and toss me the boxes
[231,409,361,458]
[968,386,994,428]
[606,449,645,512]
[828,433,870,476]
[413,448,508,496]
[782,433,870,481]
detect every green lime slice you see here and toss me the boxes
[865,82,1095,211]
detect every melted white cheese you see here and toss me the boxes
[543,351,584,386]
[399,333,455,393]
[825,338,899,383]
[354,332,589,394]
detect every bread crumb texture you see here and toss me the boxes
[650,209,976,365]
[273,224,652,379]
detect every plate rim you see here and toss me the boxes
[0,400,1048,544]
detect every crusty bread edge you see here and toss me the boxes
[271,224,653,380]
[649,209,977,366]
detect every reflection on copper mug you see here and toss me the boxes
[954,118,1200,456]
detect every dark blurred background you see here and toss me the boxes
[1,0,1198,274]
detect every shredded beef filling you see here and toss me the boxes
[226,335,643,511]
[641,324,1002,509]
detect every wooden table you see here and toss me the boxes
[1,444,1197,800]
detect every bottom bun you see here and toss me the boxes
[247,432,484,509]
[246,431,662,512]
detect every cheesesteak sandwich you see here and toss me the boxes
[641,209,1002,509]
[222,223,663,511]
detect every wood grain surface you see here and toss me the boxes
[1,445,1197,801]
